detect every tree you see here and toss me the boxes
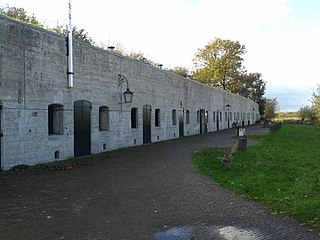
[310,84,320,120]
[94,41,159,66]
[193,38,246,91]
[0,5,43,27]
[1,5,94,45]
[237,72,266,115]
[50,25,94,45]
[263,98,280,122]
[167,66,190,78]
[299,105,316,123]
[237,73,265,100]
[127,52,155,65]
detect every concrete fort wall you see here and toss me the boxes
[0,16,260,170]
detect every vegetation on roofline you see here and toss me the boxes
[1,4,267,115]
[0,5,94,45]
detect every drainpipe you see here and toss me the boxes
[67,0,74,87]
[0,103,3,170]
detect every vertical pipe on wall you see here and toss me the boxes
[0,102,3,170]
[67,0,74,87]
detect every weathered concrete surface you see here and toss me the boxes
[0,16,259,169]
[0,126,319,240]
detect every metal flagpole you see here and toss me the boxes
[67,0,74,87]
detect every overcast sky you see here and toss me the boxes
[1,0,320,112]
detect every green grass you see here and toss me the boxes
[192,124,320,228]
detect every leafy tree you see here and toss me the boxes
[113,42,127,55]
[263,98,280,122]
[237,73,265,100]
[310,84,320,120]
[193,38,246,91]
[0,5,43,27]
[50,25,94,45]
[276,111,300,119]
[1,5,94,45]
[94,41,159,66]
[127,52,155,65]
[237,72,266,115]
[299,105,316,123]
[167,66,190,78]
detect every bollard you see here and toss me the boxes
[238,137,247,152]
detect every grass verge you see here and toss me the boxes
[192,124,320,228]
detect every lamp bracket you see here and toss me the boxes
[118,74,129,89]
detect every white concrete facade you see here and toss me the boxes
[0,16,260,170]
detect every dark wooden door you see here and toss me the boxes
[179,108,184,138]
[200,109,207,134]
[74,100,91,157]
[216,111,220,130]
[0,103,2,170]
[143,105,152,144]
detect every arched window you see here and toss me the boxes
[197,110,200,124]
[186,110,190,124]
[99,106,109,131]
[155,109,160,127]
[172,109,177,125]
[213,111,216,122]
[48,104,63,135]
[131,108,138,129]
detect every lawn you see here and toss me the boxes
[192,124,320,228]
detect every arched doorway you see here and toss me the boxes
[216,110,220,130]
[74,100,91,157]
[143,105,152,144]
[179,107,184,137]
[200,109,207,134]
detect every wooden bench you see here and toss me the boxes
[217,141,238,169]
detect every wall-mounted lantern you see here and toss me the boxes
[123,88,133,103]
[118,74,133,109]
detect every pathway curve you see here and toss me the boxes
[0,126,319,239]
